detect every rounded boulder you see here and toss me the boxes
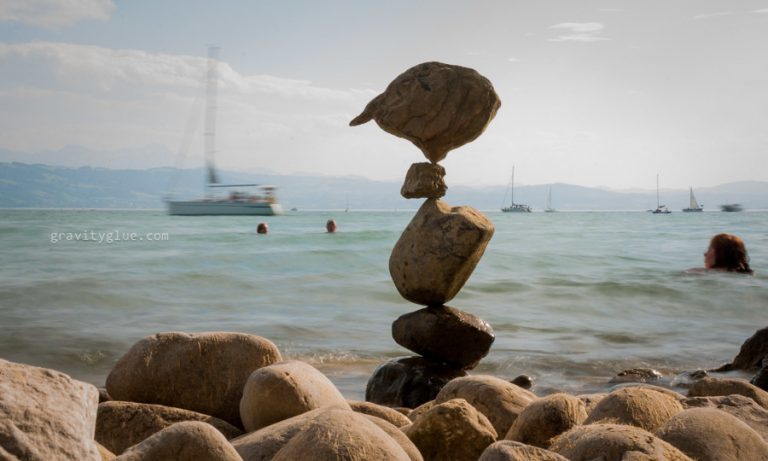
[505,393,587,448]
[584,386,684,432]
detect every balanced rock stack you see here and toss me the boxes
[350,61,502,408]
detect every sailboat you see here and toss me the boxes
[651,174,671,214]
[544,186,556,213]
[682,187,703,212]
[501,166,532,213]
[167,47,283,216]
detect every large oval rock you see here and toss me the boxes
[392,305,494,370]
[550,424,693,461]
[350,61,501,163]
[688,376,768,409]
[683,394,768,441]
[404,398,497,461]
[95,401,242,455]
[0,359,100,461]
[436,375,537,437]
[105,332,281,428]
[361,414,424,461]
[655,407,768,461]
[401,162,448,199]
[115,421,242,461]
[584,386,684,432]
[479,441,569,461]
[390,199,494,306]
[231,408,324,460]
[349,400,413,428]
[505,393,587,448]
[366,356,466,408]
[239,360,350,432]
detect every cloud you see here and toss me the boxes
[548,22,608,42]
[755,8,768,13]
[507,57,520,63]
[0,0,114,29]
[692,11,733,20]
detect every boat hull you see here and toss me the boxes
[167,200,283,216]
[682,208,703,212]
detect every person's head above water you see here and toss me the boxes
[326,219,337,233]
[257,222,268,234]
[705,233,752,274]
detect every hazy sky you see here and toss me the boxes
[1,0,767,189]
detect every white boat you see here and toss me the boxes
[544,186,556,213]
[682,187,703,212]
[167,47,282,216]
[721,203,743,212]
[651,174,671,214]
[501,166,532,213]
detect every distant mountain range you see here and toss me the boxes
[2,162,767,211]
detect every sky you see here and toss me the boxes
[1,0,767,190]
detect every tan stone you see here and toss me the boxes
[231,408,323,460]
[114,421,242,461]
[577,393,606,414]
[95,401,242,455]
[409,400,436,422]
[655,407,768,461]
[400,162,447,199]
[479,441,569,461]
[105,332,281,428]
[97,442,115,460]
[349,400,412,427]
[239,360,350,432]
[550,424,693,461]
[0,359,100,461]
[389,199,494,306]
[584,386,684,431]
[505,393,587,448]
[361,414,424,461]
[350,61,501,163]
[688,376,768,409]
[683,394,768,441]
[435,375,536,436]
[404,398,497,461]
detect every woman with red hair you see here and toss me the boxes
[699,233,754,274]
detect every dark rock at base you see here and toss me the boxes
[365,356,466,408]
[609,368,662,384]
[511,375,534,390]
[751,357,768,391]
[715,326,768,372]
[392,305,494,370]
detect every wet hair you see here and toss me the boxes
[257,222,268,234]
[710,233,753,274]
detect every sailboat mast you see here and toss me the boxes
[511,166,515,206]
[656,174,660,208]
[204,46,220,189]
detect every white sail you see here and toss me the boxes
[689,188,699,209]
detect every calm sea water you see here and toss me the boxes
[1,209,766,399]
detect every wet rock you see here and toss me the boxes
[105,332,281,428]
[585,386,684,432]
[366,356,466,408]
[404,398,497,461]
[114,421,241,461]
[392,305,494,370]
[479,441,569,461]
[350,61,501,163]
[683,394,768,442]
[239,360,350,432]
[655,407,768,461]
[609,367,662,384]
[435,375,537,437]
[0,359,100,461]
[751,356,768,391]
[349,400,413,427]
[505,393,587,448]
[390,199,494,306]
[511,375,534,390]
[550,424,693,461]
[670,369,708,389]
[715,326,768,372]
[687,376,768,409]
[401,162,448,199]
[95,401,242,455]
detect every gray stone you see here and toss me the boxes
[366,356,466,408]
[609,368,663,384]
[401,162,447,199]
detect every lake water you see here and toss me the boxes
[1,208,766,399]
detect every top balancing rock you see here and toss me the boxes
[350,61,501,163]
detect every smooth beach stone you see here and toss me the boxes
[366,356,466,408]
[231,408,325,460]
[577,393,606,414]
[435,375,537,437]
[349,61,501,163]
[95,401,242,455]
[360,414,425,461]
[655,407,768,461]
[609,367,663,384]
[392,305,494,370]
[687,376,768,409]
[584,386,684,432]
[478,441,569,461]
[349,400,413,427]
[404,398,497,461]
[684,394,768,441]
[505,393,587,449]
[0,358,101,461]
[511,375,534,390]
[114,421,241,461]
[105,331,281,428]
[408,400,436,422]
[716,326,768,371]
[549,424,693,461]
[389,199,494,306]
[400,162,447,199]
[239,359,351,432]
